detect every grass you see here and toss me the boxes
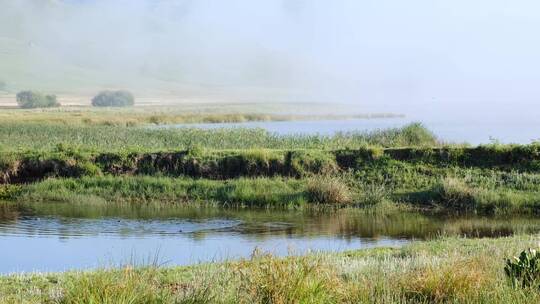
[0,121,436,152]
[13,176,309,208]
[429,175,540,214]
[0,106,404,127]
[1,236,540,303]
[6,162,540,213]
[306,175,353,205]
[2,143,540,213]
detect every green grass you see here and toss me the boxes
[1,114,538,215]
[0,122,437,152]
[1,236,540,303]
[13,176,310,208]
[6,163,540,213]
[3,142,540,183]
[2,141,540,213]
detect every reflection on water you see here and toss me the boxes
[1,201,540,273]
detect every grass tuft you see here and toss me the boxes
[306,175,352,205]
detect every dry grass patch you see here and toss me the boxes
[233,252,351,304]
[400,257,494,303]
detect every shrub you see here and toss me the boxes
[16,91,60,109]
[361,122,438,147]
[0,185,22,200]
[306,176,352,204]
[92,90,135,107]
[399,122,438,146]
[505,248,540,289]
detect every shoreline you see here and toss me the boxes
[0,235,538,303]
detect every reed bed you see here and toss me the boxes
[0,121,436,152]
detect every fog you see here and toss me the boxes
[1,0,540,119]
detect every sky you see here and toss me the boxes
[1,0,539,119]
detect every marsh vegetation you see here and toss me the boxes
[1,110,540,303]
[2,0,540,302]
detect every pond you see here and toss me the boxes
[157,117,540,145]
[1,201,540,273]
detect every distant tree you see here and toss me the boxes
[16,91,60,109]
[91,90,134,107]
[0,80,6,91]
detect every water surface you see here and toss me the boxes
[1,202,540,273]
[160,117,540,145]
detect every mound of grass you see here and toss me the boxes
[306,176,352,205]
[235,252,346,303]
[92,90,134,107]
[61,267,173,304]
[16,91,60,109]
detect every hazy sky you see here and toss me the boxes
[1,0,539,119]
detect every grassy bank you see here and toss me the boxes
[2,143,540,182]
[1,235,539,303]
[4,175,385,208]
[4,168,540,214]
[10,176,309,207]
[2,120,540,213]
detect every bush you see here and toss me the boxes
[0,185,22,200]
[92,90,135,107]
[361,122,438,147]
[399,122,438,146]
[306,176,352,204]
[16,91,60,109]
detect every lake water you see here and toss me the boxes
[2,201,540,273]
[159,118,540,145]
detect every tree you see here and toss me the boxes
[16,91,60,109]
[91,90,135,107]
